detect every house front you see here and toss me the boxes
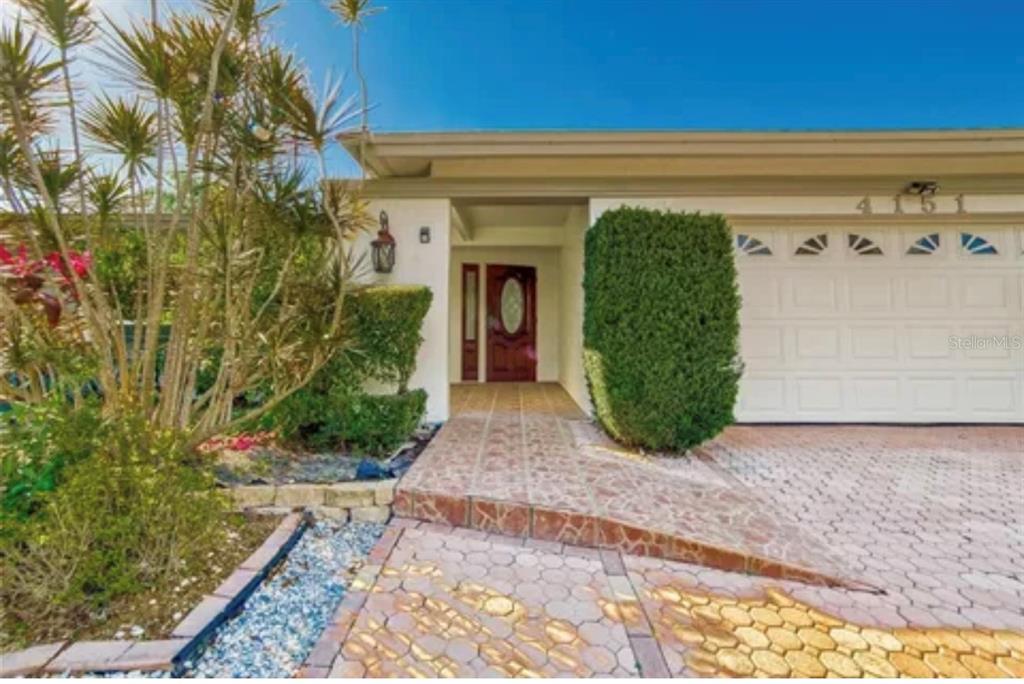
[341,130,1024,426]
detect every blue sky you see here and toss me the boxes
[273,0,1024,137]
[4,0,1020,176]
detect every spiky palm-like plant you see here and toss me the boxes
[17,0,96,217]
[328,0,381,179]
[1,0,373,443]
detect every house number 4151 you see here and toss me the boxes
[856,194,967,215]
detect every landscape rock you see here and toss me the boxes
[373,480,396,505]
[274,484,324,507]
[323,482,374,508]
[231,485,276,509]
[311,506,349,521]
[184,520,383,678]
[351,506,391,523]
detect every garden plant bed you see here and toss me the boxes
[0,514,279,654]
[0,514,306,677]
[214,424,439,486]
[220,424,440,520]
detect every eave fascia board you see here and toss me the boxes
[360,129,1024,160]
[346,174,1024,199]
[338,129,1024,179]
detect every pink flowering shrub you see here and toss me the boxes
[197,430,276,455]
[0,244,92,326]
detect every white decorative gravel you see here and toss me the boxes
[180,519,384,678]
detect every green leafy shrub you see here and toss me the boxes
[347,285,433,390]
[336,389,427,457]
[264,285,432,454]
[262,363,357,451]
[0,414,228,635]
[583,207,742,451]
[1,399,105,521]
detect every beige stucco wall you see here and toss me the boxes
[359,199,450,423]
[558,206,590,413]
[448,246,562,383]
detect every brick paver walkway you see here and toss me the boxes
[302,384,1024,678]
[396,383,855,588]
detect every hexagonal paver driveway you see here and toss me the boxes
[300,387,1023,678]
[302,518,1023,678]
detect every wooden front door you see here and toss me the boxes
[486,265,537,382]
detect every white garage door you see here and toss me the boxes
[734,226,1024,423]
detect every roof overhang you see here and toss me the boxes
[338,129,1024,197]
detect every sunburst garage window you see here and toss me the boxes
[795,233,828,256]
[906,233,940,255]
[848,234,883,256]
[736,234,772,256]
[960,232,998,255]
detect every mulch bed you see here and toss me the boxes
[1,513,280,651]
[214,424,440,486]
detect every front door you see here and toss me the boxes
[486,265,537,382]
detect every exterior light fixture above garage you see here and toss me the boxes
[904,180,939,196]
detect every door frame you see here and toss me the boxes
[485,264,538,382]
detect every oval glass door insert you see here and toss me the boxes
[500,278,525,334]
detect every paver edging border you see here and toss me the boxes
[296,522,406,678]
[0,512,309,678]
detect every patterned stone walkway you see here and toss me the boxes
[396,383,855,588]
[302,389,1023,678]
[303,519,1024,678]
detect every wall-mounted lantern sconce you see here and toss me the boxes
[419,226,431,244]
[371,210,396,273]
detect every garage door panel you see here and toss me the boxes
[737,376,788,415]
[740,325,784,362]
[733,226,1022,424]
[906,325,954,360]
[847,275,895,312]
[849,326,899,360]
[794,327,841,361]
[908,377,959,415]
[739,274,781,316]
[904,276,951,310]
[965,377,1019,415]
[789,275,839,314]
[960,275,1010,312]
[795,377,844,413]
[958,325,1016,360]
[851,377,903,413]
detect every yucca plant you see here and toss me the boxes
[17,0,96,216]
[328,0,380,178]
[0,0,376,444]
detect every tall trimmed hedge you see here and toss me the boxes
[346,285,433,391]
[263,284,433,455]
[583,208,741,451]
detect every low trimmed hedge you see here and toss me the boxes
[583,207,742,451]
[336,389,427,457]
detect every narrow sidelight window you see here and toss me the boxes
[462,264,479,381]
